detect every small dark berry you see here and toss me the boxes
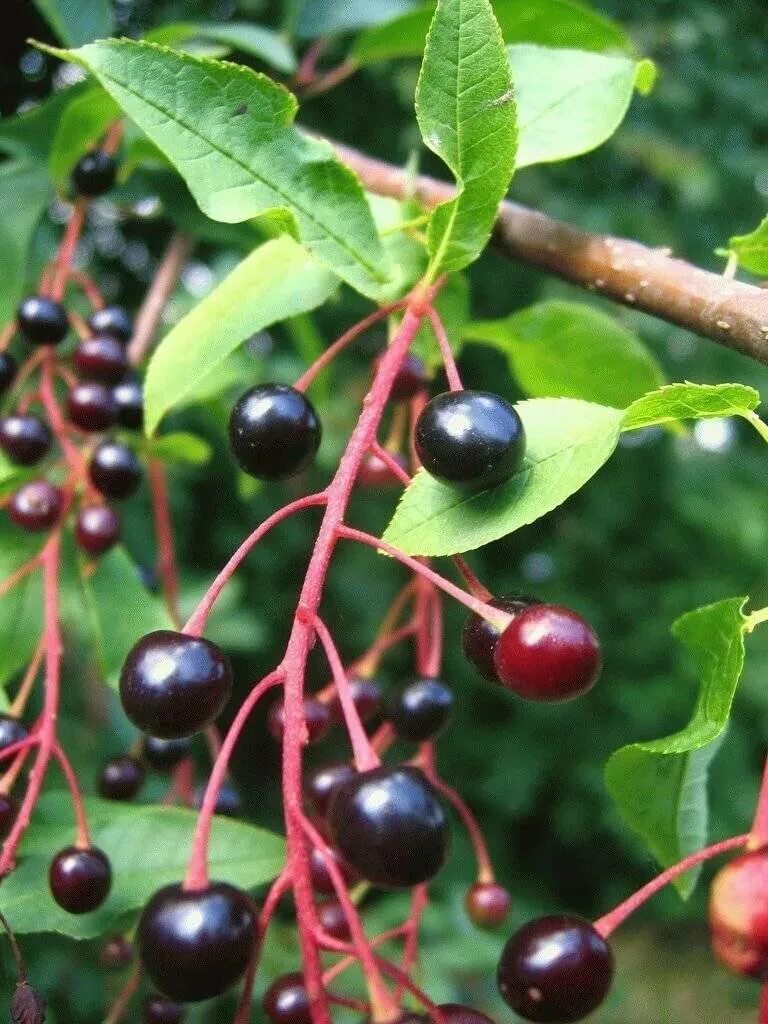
[100,934,134,970]
[415,390,526,490]
[137,881,256,1002]
[710,847,768,978]
[143,735,192,772]
[377,352,428,401]
[330,677,382,725]
[67,382,118,432]
[113,378,144,430]
[9,480,63,532]
[87,305,133,343]
[309,845,357,895]
[497,915,613,1022]
[0,793,17,838]
[75,504,121,556]
[89,440,141,499]
[493,604,601,702]
[10,982,46,1024]
[71,149,117,197]
[120,630,232,739]
[268,698,331,745]
[462,596,540,681]
[305,763,357,818]
[358,450,408,488]
[0,414,52,466]
[98,754,145,801]
[327,765,449,888]
[439,1005,495,1024]
[317,899,351,941]
[465,881,512,929]
[49,845,112,914]
[263,972,311,1024]
[0,714,28,753]
[144,995,185,1024]
[387,677,453,742]
[229,383,321,480]
[0,351,17,395]
[17,296,68,347]
[193,780,241,818]
[73,335,129,384]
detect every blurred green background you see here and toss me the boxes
[3,1,768,1021]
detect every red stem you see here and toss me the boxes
[760,984,768,1024]
[148,458,181,626]
[49,200,88,302]
[0,554,42,601]
[103,964,142,1024]
[396,884,427,1004]
[451,555,493,601]
[233,867,294,1024]
[426,305,462,391]
[368,441,412,486]
[52,742,90,848]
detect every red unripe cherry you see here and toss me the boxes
[493,604,601,702]
[317,898,351,941]
[710,847,768,978]
[465,881,512,929]
[358,451,408,488]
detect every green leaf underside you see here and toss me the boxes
[32,0,114,46]
[0,161,52,324]
[623,382,759,431]
[415,0,517,276]
[465,300,664,406]
[728,214,768,276]
[144,235,337,434]
[46,39,389,298]
[352,0,632,66]
[49,86,121,189]
[510,45,656,168]
[297,0,420,38]
[605,598,747,897]
[145,22,298,73]
[3,793,285,937]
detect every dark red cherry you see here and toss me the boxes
[229,383,321,480]
[309,845,357,895]
[120,630,232,739]
[439,1005,495,1024]
[71,149,117,197]
[89,440,141,499]
[143,735,192,772]
[98,754,145,801]
[330,677,382,725]
[317,898,351,941]
[113,377,144,430]
[9,480,63,532]
[327,765,449,888]
[387,677,453,742]
[73,335,129,384]
[305,763,357,818]
[17,296,68,346]
[0,414,52,466]
[378,352,428,401]
[0,793,17,838]
[493,604,601,702]
[462,596,541,681]
[10,983,46,1024]
[144,995,185,1024]
[137,881,257,1002]
[67,382,118,432]
[100,934,134,970]
[0,713,28,753]
[87,306,133,343]
[75,504,121,556]
[710,847,768,978]
[0,351,17,394]
[49,845,112,914]
[497,915,613,1022]
[268,698,331,745]
[193,780,242,818]
[263,972,311,1024]
[358,450,408,488]
[465,881,512,929]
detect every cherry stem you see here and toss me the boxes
[322,924,409,987]
[425,587,443,678]
[368,441,412,486]
[302,60,358,99]
[593,833,749,938]
[0,908,27,982]
[148,458,182,627]
[351,581,416,678]
[52,742,90,848]
[103,964,142,1024]
[396,883,428,1004]
[750,754,768,847]
[451,554,493,601]
[49,199,88,302]
[426,305,462,391]
[67,270,105,309]
[128,232,193,365]
[0,554,42,602]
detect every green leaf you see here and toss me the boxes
[44,39,389,298]
[383,398,623,555]
[415,0,517,276]
[605,598,748,896]
[146,22,298,73]
[622,382,760,431]
[3,792,285,937]
[297,0,420,38]
[0,522,44,687]
[412,273,470,369]
[137,432,213,466]
[144,235,337,434]
[32,0,114,45]
[510,45,656,168]
[727,214,768,276]
[465,300,665,407]
[0,160,52,324]
[49,86,121,191]
[352,0,632,66]
[0,82,90,161]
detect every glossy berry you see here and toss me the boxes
[263,973,311,1024]
[87,305,133,343]
[268,697,331,745]
[17,296,68,346]
[327,765,449,888]
[100,934,134,970]
[99,754,145,801]
[73,335,129,384]
[144,996,185,1024]
[309,845,357,895]
[462,596,541,681]
[497,915,613,1022]
[330,676,382,724]
[0,713,28,753]
[710,847,768,978]
[49,845,112,914]
[415,390,525,490]
[440,1006,496,1024]
[317,898,351,941]
[229,383,321,480]
[0,794,17,838]
[113,377,144,430]
[305,763,357,818]
[388,677,453,742]
[143,735,192,772]
[67,381,118,432]
[465,882,512,929]
[0,351,17,394]
[0,413,52,466]
[9,480,63,532]
[493,604,601,702]
[89,440,142,499]
[75,504,121,556]
[358,450,408,488]
[120,630,232,739]
[378,352,428,401]
[137,881,256,1002]
[72,149,117,197]
[193,780,242,818]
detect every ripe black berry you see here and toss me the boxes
[67,382,118,432]
[193,780,242,817]
[0,714,28,753]
[100,934,133,970]
[49,845,112,914]
[99,754,145,801]
[493,604,601,702]
[229,383,321,480]
[439,1006,495,1024]
[137,881,256,1002]
[75,504,121,556]
[327,765,449,888]
[415,390,525,489]
[306,763,357,818]
[120,630,232,739]
[87,305,133,343]
[268,697,331,745]
[113,377,144,430]
[465,881,512,929]
[143,735,192,772]
[71,149,117,197]
[309,845,357,894]
[17,296,68,347]
[0,351,17,394]
[330,677,382,724]
[317,899,351,941]
[376,352,428,401]
[9,480,63,532]
[144,996,185,1024]
[497,915,613,1022]
[73,335,129,384]
[462,596,540,681]
[388,677,453,742]
[0,793,17,838]
[263,972,311,1024]
[0,414,52,466]
[89,440,142,499]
